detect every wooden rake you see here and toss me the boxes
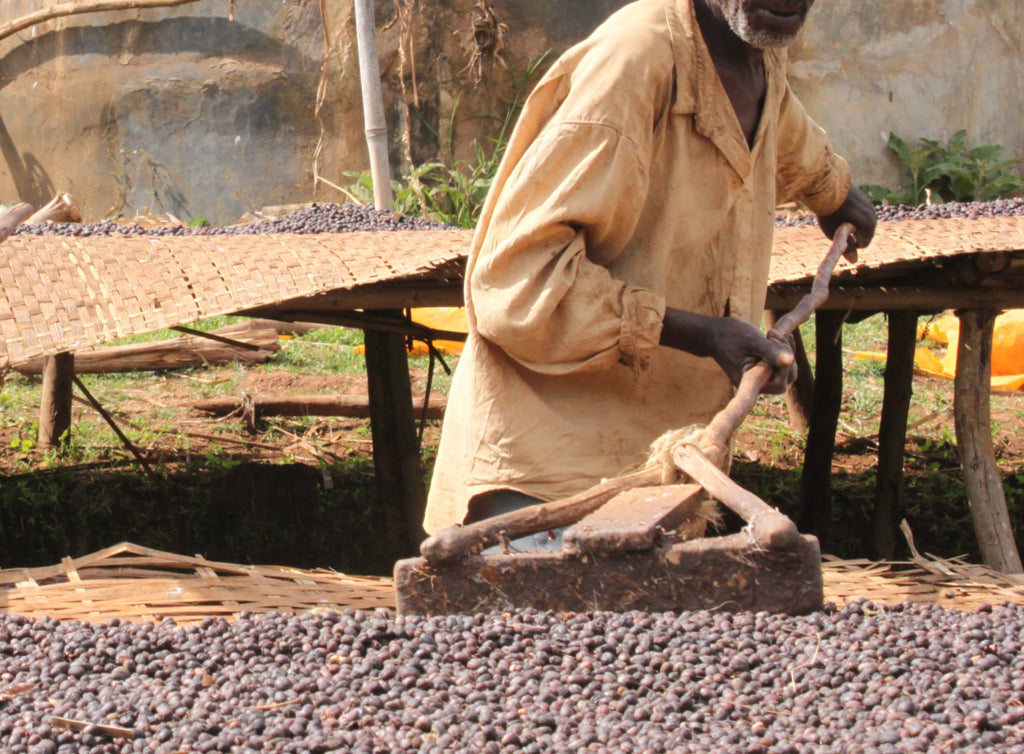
[395,224,857,616]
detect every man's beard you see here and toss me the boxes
[718,1,809,49]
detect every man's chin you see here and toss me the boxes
[732,14,804,48]
[743,28,802,49]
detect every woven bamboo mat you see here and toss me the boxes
[2,216,1022,372]
[769,215,1024,284]
[821,556,1024,611]
[0,230,472,371]
[1,542,1021,624]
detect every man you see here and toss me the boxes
[424,0,876,538]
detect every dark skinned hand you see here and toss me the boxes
[817,183,877,262]
[660,308,797,394]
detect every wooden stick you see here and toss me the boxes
[180,431,285,451]
[16,328,280,375]
[190,393,446,420]
[673,445,799,550]
[0,0,204,44]
[420,468,664,563]
[50,716,135,739]
[171,325,263,351]
[701,223,855,451]
[0,203,33,243]
[672,223,854,548]
[72,375,158,479]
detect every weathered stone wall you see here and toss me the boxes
[790,0,1024,189]
[0,0,1020,224]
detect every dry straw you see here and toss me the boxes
[2,541,1021,625]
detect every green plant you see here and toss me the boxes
[10,434,36,453]
[347,51,551,228]
[858,183,899,205]
[866,130,1024,205]
[927,131,1024,201]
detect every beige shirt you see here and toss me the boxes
[424,0,851,534]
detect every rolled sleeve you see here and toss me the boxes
[470,120,661,376]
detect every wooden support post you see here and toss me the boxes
[872,310,917,559]
[38,352,74,449]
[364,317,427,556]
[354,0,394,212]
[953,309,1023,573]
[766,310,814,432]
[797,310,845,540]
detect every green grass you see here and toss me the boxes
[0,319,452,573]
[733,311,1024,564]
[2,310,1021,571]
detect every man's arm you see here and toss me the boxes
[659,308,797,394]
[774,81,876,251]
[468,32,676,377]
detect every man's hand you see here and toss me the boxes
[817,184,877,261]
[660,308,798,394]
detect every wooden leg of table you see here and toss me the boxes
[872,311,917,559]
[38,352,74,449]
[766,310,814,432]
[363,323,427,556]
[798,310,845,540]
[954,309,1023,573]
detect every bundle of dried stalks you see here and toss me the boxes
[3,542,1022,626]
[0,542,395,625]
[26,193,82,225]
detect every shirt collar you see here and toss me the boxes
[665,0,788,179]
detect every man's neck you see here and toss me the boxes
[693,0,764,72]
[692,0,768,147]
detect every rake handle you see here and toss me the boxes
[702,222,856,451]
[675,223,856,548]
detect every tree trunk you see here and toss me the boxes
[872,310,917,559]
[38,352,75,449]
[798,310,845,540]
[954,309,1023,573]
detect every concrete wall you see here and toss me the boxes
[0,0,1020,224]
[0,1,329,223]
[790,0,1024,189]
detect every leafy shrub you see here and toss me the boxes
[862,130,1024,205]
